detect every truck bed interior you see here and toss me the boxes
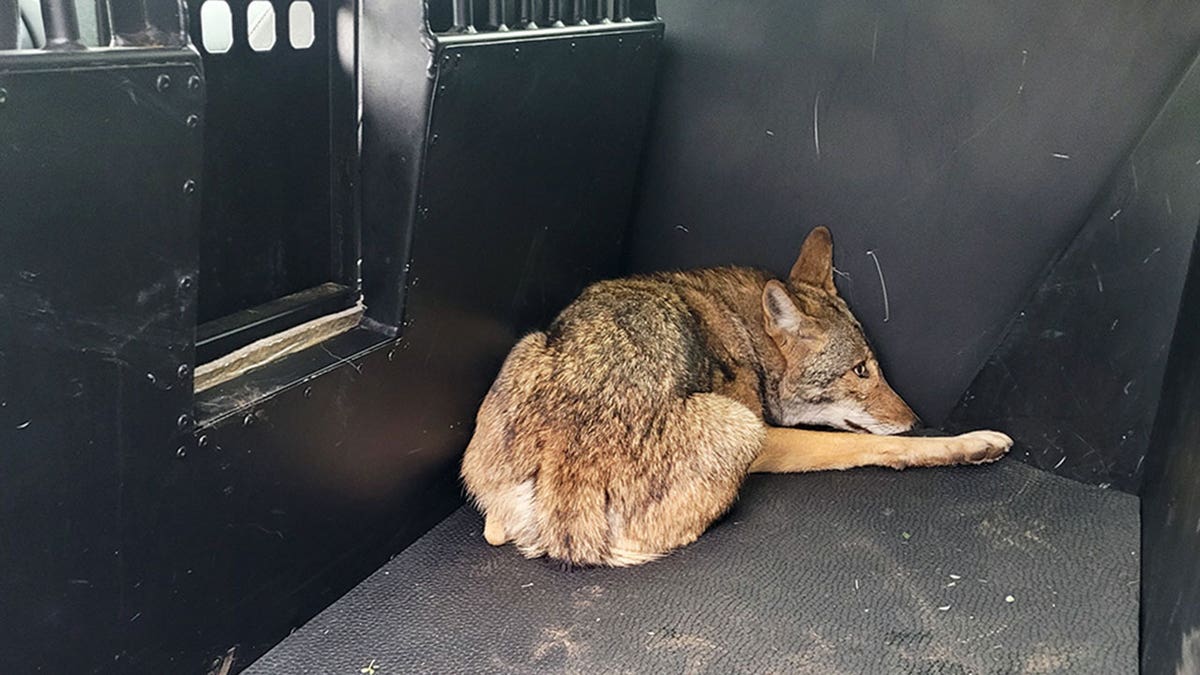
[2,0,1198,673]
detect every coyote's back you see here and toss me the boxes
[460,271,767,566]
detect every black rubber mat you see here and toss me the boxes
[247,459,1138,674]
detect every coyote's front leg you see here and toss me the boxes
[749,427,1012,473]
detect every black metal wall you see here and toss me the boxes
[1,12,661,673]
[1142,233,1200,674]
[949,55,1200,491]
[627,0,1200,429]
[0,48,203,672]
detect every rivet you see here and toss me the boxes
[156,74,172,92]
[303,386,313,398]
[197,435,210,449]
[179,276,194,291]
[443,54,451,62]
[175,446,187,458]
[0,88,7,104]
[188,75,202,92]
[182,180,196,195]
[186,114,200,128]
[387,350,396,362]
[513,47,520,57]
[177,363,191,380]
[243,413,256,427]
[177,413,192,430]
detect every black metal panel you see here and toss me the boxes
[189,0,356,325]
[628,0,1200,426]
[0,49,202,671]
[417,25,662,336]
[116,330,464,671]
[106,20,663,674]
[357,0,433,328]
[1142,233,1200,674]
[949,55,1200,491]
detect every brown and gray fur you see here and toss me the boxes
[461,227,1012,567]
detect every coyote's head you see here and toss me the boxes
[760,227,919,435]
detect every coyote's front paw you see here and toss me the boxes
[948,430,1013,464]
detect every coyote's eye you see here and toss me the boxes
[853,361,869,378]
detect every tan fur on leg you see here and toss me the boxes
[750,427,1012,473]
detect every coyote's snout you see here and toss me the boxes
[461,227,1011,567]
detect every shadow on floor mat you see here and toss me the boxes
[248,459,1138,674]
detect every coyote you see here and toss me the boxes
[461,227,1011,566]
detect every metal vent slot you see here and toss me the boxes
[426,0,654,35]
[0,0,187,50]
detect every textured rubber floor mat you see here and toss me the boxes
[248,459,1138,674]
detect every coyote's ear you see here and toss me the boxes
[762,280,817,344]
[789,226,838,295]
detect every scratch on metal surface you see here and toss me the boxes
[865,250,890,322]
[896,100,1018,205]
[1166,194,1173,215]
[1143,247,1162,264]
[1090,262,1103,293]
[871,19,879,64]
[813,91,822,159]
[1051,153,1071,160]
[1017,49,1028,94]
[1109,209,1121,221]
[321,344,363,374]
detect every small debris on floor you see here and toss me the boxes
[1005,595,1016,603]
[360,658,379,675]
